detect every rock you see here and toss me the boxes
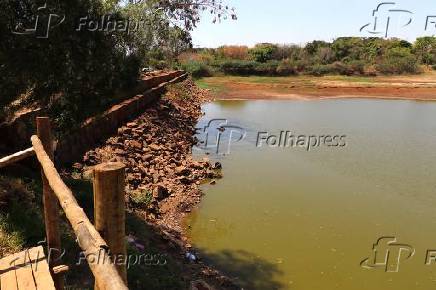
[115,149,126,155]
[149,144,161,151]
[153,185,170,201]
[179,176,191,184]
[142,154,153,162]
[175,166,191,176]
[130,140,142,149]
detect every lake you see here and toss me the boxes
[185,99,436,290]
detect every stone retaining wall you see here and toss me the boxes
[0,71,187,164]
[56,71,187,164]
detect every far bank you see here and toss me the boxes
[196,72,436,101]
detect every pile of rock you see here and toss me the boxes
[81,79,221,232]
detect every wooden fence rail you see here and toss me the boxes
[0,117,129,290]
[31,135,128,290]
[0,147,34,169]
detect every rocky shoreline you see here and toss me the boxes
[77,78,239,289]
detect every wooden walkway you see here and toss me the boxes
[0,246,55,290]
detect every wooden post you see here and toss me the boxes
[36,117,63,290]
[93,162,127,289]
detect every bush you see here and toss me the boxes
[276,60,297,76]
[376,47,419,74]
[307,64,335,76]
[218,60,258,75]
[255,61,279,75]
[181,61,212,78]
[328,61,365,76]
[248,44,278,63]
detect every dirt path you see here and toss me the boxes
[198,73,436,101]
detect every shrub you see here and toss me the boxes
[307,64,335,76]
[248,44,278,63]
[376,48,419,74]
[276,60,297,76]
[218,46,249,60]
[218,60,258,75]
[255,61,279,75]
[181,61,212,78]
[329,61,365,76]
[345,60,366,75]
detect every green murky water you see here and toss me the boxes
[185,99,436,290]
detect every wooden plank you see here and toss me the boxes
[0,148,34,169]
[27,247,55,290]
[12,250,37,290]
[0,252,19,290]
[0,247,56,290]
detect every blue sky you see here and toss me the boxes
[191,0,436,47]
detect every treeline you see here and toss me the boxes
[179,37,436,78]
[0,0,234,129]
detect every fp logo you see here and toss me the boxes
[198,119,246,155]
[12,2,65,38]
[360,237,415,272]
[360,2,413,38]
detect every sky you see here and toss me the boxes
[191,0,436,48]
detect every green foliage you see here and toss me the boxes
[0,176,44,255]
[276,60,297,76]
[219,60,259,75]
[376,47,419,74]
[414,37,436,65]
[181,61,212,78]
[248,43,278,63]
[305,40,330,55]
[184,37,434,77]
[130,190,154,208]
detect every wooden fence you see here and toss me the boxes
[0,117,129,290]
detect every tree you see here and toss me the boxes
[414,37,436,65]
[249,43,278,63]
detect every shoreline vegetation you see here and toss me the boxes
[180,38,436,79]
